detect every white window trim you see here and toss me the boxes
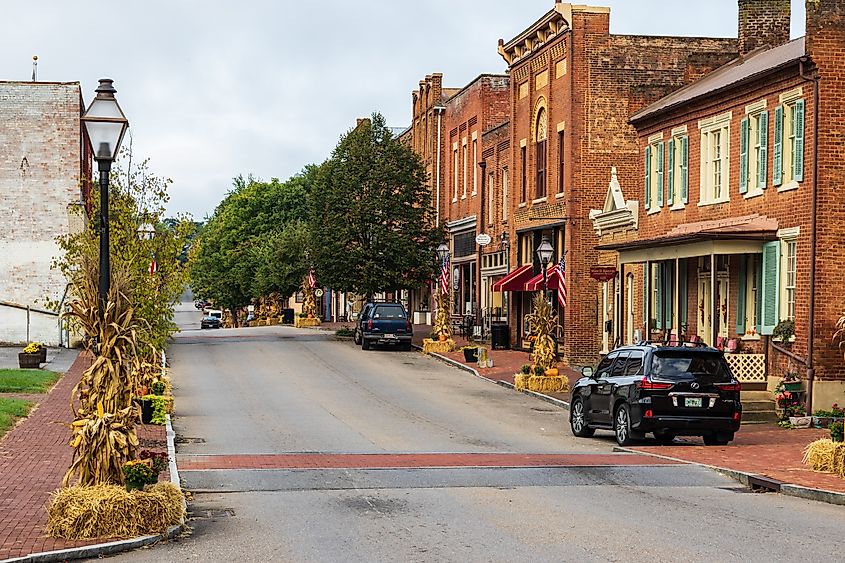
[518,202,527,208]
[779,87,803,104]
[777,180,800,193]
[502,168,509,222]
[745,110,766,197]
[555,192,565,199]
[471,137,478,196]
[780,235,798,322]
[647,132,664,144]
[744,99,767,115]
[668,133,686,209]
[532,196,547,204]
[671,125,688,137]
[698,119,731,206]
[452,143,459,203]
[462,137,468,198]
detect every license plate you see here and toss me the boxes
[383,334,396,339]
[685,397,703,408]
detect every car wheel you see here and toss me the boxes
[703,432,733,446]
[400,342,412,352]
[361,338,370,350]
[614,404,641,447]
[353,330,361,345]
[570,398,595,437]
[653,431,676,445]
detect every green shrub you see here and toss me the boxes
[830,421,844,443]
[520,364,531,375]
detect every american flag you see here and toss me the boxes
[439,259,449,295]
[554,255,567,309]
[148,259,157,276]
[308,269,316,289]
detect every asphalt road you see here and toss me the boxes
[106,302,843,562]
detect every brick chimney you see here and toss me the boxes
[738,0,791,55]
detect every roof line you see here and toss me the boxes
[444,73,509,105]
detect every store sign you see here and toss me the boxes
[589,266,617,282]
[315,288,325,297]
[475,233,492,246]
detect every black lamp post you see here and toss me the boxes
[81,79,129,326]
[536,236,554,301]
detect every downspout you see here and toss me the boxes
[434,106,446,229]
[799,56,820,414]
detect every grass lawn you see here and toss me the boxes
[0,398,34,438]
[0,369,62,393]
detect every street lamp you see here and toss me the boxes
[137,222,156,241]
[436,242,450,264]
[536,236,554,299]
[82,78,129,324]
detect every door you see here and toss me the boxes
[717,274,729,343]
[698,275,712,345]
[593,351,624,426]
[626,274,634,345]
[601,282,610,354]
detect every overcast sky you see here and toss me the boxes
[1,1,806,219]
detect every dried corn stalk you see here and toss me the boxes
[302,277,317,317]
[525,292,559,372]
[433,291,452,339]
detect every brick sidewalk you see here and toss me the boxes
[0,353,168,561]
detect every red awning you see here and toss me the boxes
[525,265,560,292]
[492,264,534,292]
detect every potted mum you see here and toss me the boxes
[18,342,42,369]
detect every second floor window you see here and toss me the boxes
[502,167,509,221]
[535,108,548,199]
[667,134,689,207]
[557,130,565,194]
[700,118,730,205]
[521,146,527,202]
[644,139,664,211]
[774,98,805,188]
[740,110,769,196]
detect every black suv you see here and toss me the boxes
[570,343,741,446]
[353,302,413,351]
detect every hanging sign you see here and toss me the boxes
[475,233,492,246]
[589,266,617,282]
[315,288,325,297]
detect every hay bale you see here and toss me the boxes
[803,439,845,477]
[514,374,530,391]
[422,338,455,354]
[47,482,185,540]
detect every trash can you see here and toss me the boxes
[491,323,510,350]
[282,308,295,325]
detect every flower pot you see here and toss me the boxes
[18,352,40,369]
[463,347,479,363]
[38,347,47,363]
[783,382,802,392]
[813,416,833,429]
[789,416,811,428]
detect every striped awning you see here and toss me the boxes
[525,265,562,292]
[492,264,533,292]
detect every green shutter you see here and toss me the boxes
[655,264,663,329]
[793,99,805,181]
[667,138,675,205]
[758,111,768,189]
[739,117,749,194]
[679,260,688,329]
[644,146,651,208]
[736,257,747,335]
[657,141,665,208]
[681,136,689,204]
[760,241,780,335]
[773,105,783,187]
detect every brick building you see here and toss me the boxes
[0,81,90,345]
[495,1,737,365]
[594,0,845,411]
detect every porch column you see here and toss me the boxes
[674,257,680,339]
[710,252,717,346]
[645,260,652,341]
[618,261,625,347]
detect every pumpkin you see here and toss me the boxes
[545,368,559,377]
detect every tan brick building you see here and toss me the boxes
[594,0,845,411]
[0,81,90,345]
[496,2,737,365]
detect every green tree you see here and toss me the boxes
[309,113,440,297]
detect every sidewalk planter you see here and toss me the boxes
[18,352,41,369]
[422,338,455,354]
[294,317,321,328]
[38,346,47,363]
[789,416,812,428]
[514,374,570,394]
[463,347,479,363]
[783,382,803,392]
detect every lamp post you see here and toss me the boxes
[436,242,450,308]
[81,79,129,325]
[536,236,554,302]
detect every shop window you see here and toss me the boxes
[453,231,476,259]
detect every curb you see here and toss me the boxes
[2,417,186,563]
[413,345,570,411]
[613,446,845,506]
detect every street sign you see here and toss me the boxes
[589,265,617,282]
[476,233,492,246]
[315,288,325,297]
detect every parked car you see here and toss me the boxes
[200,315,222,329]
[194,299,209,310]
[569,342,742,446]
[354,302,413,351]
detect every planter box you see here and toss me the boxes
[38,348,47,363]
[463,347,479,363]
[18,352,40,369]
[783,382,803,392]
[789,416,812,428]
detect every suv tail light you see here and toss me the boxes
[637,377,673,390]
[367,319,373,330]
[406,319,412,332]
[715,382,741,392]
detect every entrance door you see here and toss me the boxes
[717,274,729,342]
[626,274,634,345]
[698,275,712,345]
[601,282,610,354]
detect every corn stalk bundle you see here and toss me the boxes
[433,291,452,339]
[525,292,560,371]
[302,277,317,317]
[834,313,845,361]
[61,257,143,486]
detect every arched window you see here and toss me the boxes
[535,106,548,198]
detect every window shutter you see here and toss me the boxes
[773,105,783,187]
[793,99,805,181]
[667,139,675,205]
[657,141,665,208]
[739,117,749,194]
[680,136,689,204]
[760,241,780,335]
[758,111,768,188]
[644,146,651,208]
[679,260,688,329]
[655,265,663,329]
[736,257,747,335]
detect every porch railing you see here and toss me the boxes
[725,353,766,384]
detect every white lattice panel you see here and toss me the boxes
[725,354,766,383]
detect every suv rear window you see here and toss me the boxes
[373,305,406,319]
[651,351,732,381]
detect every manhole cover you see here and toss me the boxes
[175,436,206,444]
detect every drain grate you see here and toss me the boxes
[175,436,206,444]
[747,475,783,493]
[190,508,236,519]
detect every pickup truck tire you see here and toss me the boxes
[400,342,412,351]
[361,338,370,350]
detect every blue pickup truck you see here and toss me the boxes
[354,302,413,351]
